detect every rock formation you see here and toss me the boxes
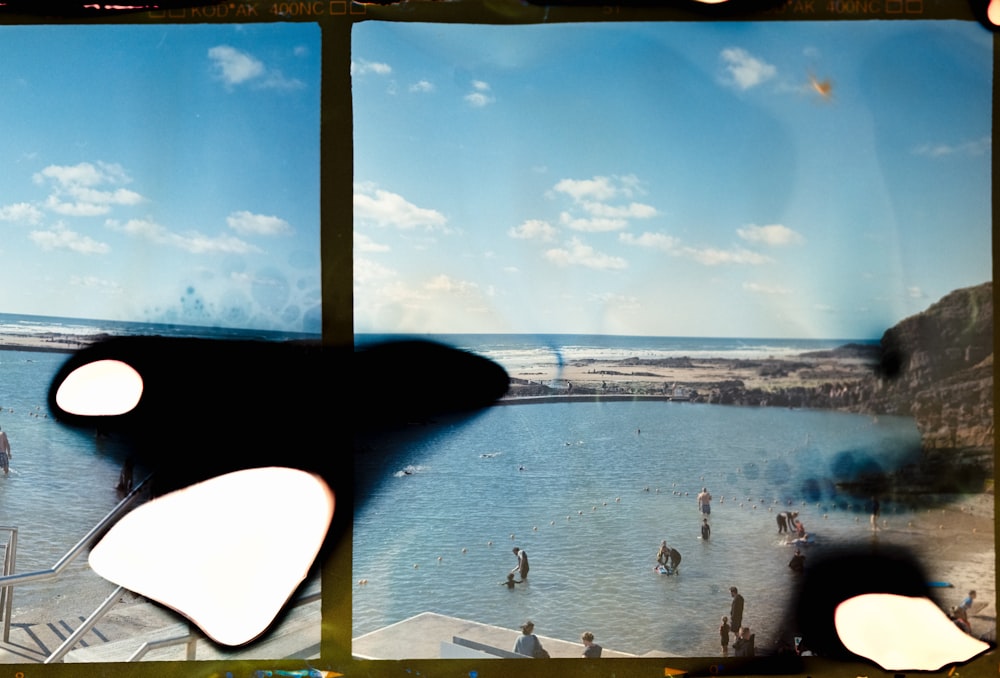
[858,282,994,474]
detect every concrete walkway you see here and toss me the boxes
[354,612,671,659]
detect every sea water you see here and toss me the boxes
[355,333,876,375]
[351,335,938,658]
[353,401,924,656]
[0,350,129,612]
[0,315,320,616]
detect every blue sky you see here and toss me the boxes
[353,20,992,340]
[0,24,321,333]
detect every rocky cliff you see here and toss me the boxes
[859,282,994,473]
[695,282,994,489]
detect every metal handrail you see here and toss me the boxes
[43,585,126,664]
[128,630,199,662]
[0,475,150,644]
[0,527,19,639]
[127,589,322,662]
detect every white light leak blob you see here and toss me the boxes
[55,359,144,416]
[89,467,335,646]
[835,593,989,671]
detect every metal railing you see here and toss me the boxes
[124,588,322,662]
[43,584,127,663]
[0,475,150,644]
[0,527,18,635]
[0,473,321,663]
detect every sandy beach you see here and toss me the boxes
[0,332,99,355]
[505,350,878,396]
[890,492,996,643]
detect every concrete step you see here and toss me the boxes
[62,597,320,662]
[4,615,115,662]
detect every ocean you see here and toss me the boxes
[0,313,319,616]
[354,333,877,374]
[352,333,945,657]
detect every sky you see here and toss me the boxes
[0,24,321,334]
[352,20,993,340]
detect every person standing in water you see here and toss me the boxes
[720,616,731,656]
[730,587,744,633]
[701,518,711,540]
[500,573,522,589]
[511,547,529,580]
[697,487,712,516]
[0,426,12,476]
[657,540,670,567]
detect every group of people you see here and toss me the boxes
[502,549,605,658]
[720,587,755,656]
[949,590,978,634]
[654,487,713,574]
[655,540,682,573]
[500,547,529,589]
[513,621,603,658]
[776,510,808,541]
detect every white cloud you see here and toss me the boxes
[355,232,390,252]
[167,232,260,255]
[107,217,165,239]
[354,184,447,230]
[619,231,680,252]
[354,257,396,283]
[107,217,261,255]
[581,201,657,219]
[209,45,264,84]
[736,223,804,246]
[508,219,557,241]
[743,281,791,295]
[559,212,627,233]
[465,92,494,107]
[29,223,109,254]
[44,195,113,217]
[907,286,926,299]
[464,80,495,107]
[351,59,392,77]
[425,274,480,296]
[912,136,991,158]
[34,161,143,217]
[0,202,43,224]
[544,237,627,270]
[681,246,772,266]
[552,176,618,202]
[34,162,120,187]
[552,176,657,232]
[209,45,304,90]
[409,79,434,93]
[620,229,775,266]
[226,210,293,236]
[719,47,777,90]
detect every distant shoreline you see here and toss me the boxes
[0,333,99,354]
[501,345,879,403]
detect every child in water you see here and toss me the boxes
[501,573,522,589]
[720,616,730,656]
